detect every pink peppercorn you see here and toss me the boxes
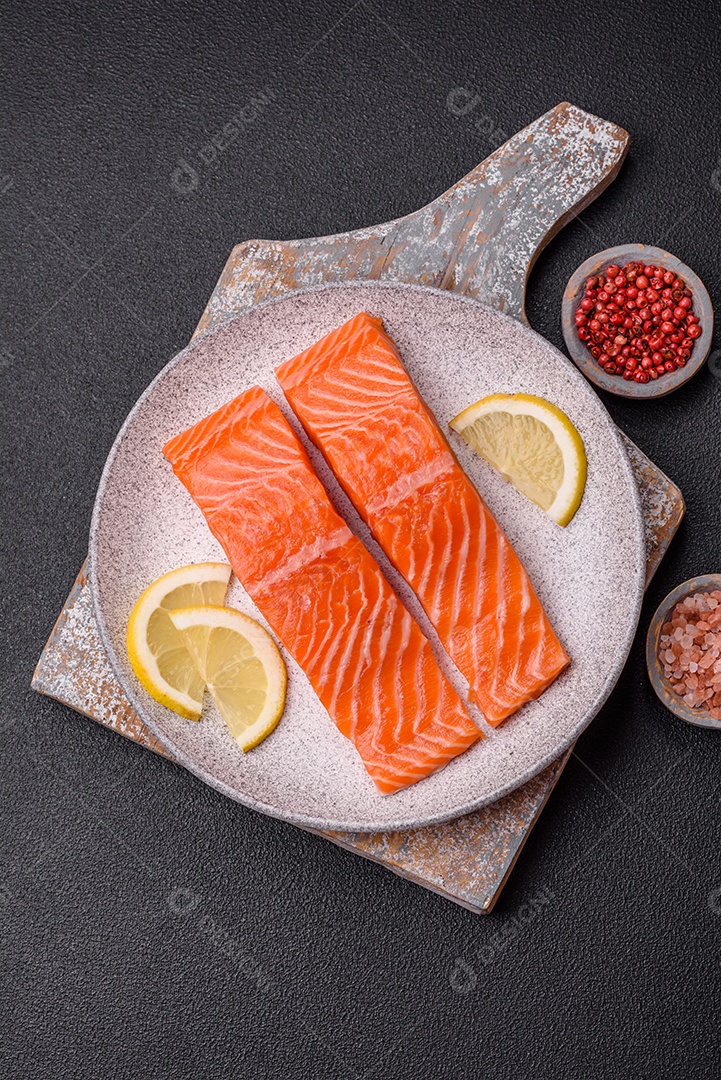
[575,261,700,381]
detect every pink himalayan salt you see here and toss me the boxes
[659,589,721,715]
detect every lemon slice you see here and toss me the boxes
[450,393,587,526]
[126,563,232,719]
[169,606,287,751]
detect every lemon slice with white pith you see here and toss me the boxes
[449,393,587,526]
[169,605,287,751]
[126,562,232,719]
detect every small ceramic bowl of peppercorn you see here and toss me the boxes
[562,244,713,398]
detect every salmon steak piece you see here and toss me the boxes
[276,313,570,725]
[162,387,481,794]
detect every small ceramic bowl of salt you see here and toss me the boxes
[647,574,721,729]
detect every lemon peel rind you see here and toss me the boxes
[449,393,587,527]
[169,605,287,752]
[126,563,232,719]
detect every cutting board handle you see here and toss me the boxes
[196,102,629,335]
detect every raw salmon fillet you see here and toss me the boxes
[162,387,480,794]
[276,313,570,725]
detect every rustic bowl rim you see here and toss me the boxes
[646,573,721,730]
[562,243,714,399]
[88,280,647,833]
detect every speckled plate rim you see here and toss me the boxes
[89,281,646,832]
[646,573,721,730]
[562,244,714,399]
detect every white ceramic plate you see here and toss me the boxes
[90,283,645,832]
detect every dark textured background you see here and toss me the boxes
[2,1,721,1077]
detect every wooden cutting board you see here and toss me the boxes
[32,102,684,911]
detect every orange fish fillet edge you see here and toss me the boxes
[275,312,570,725]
